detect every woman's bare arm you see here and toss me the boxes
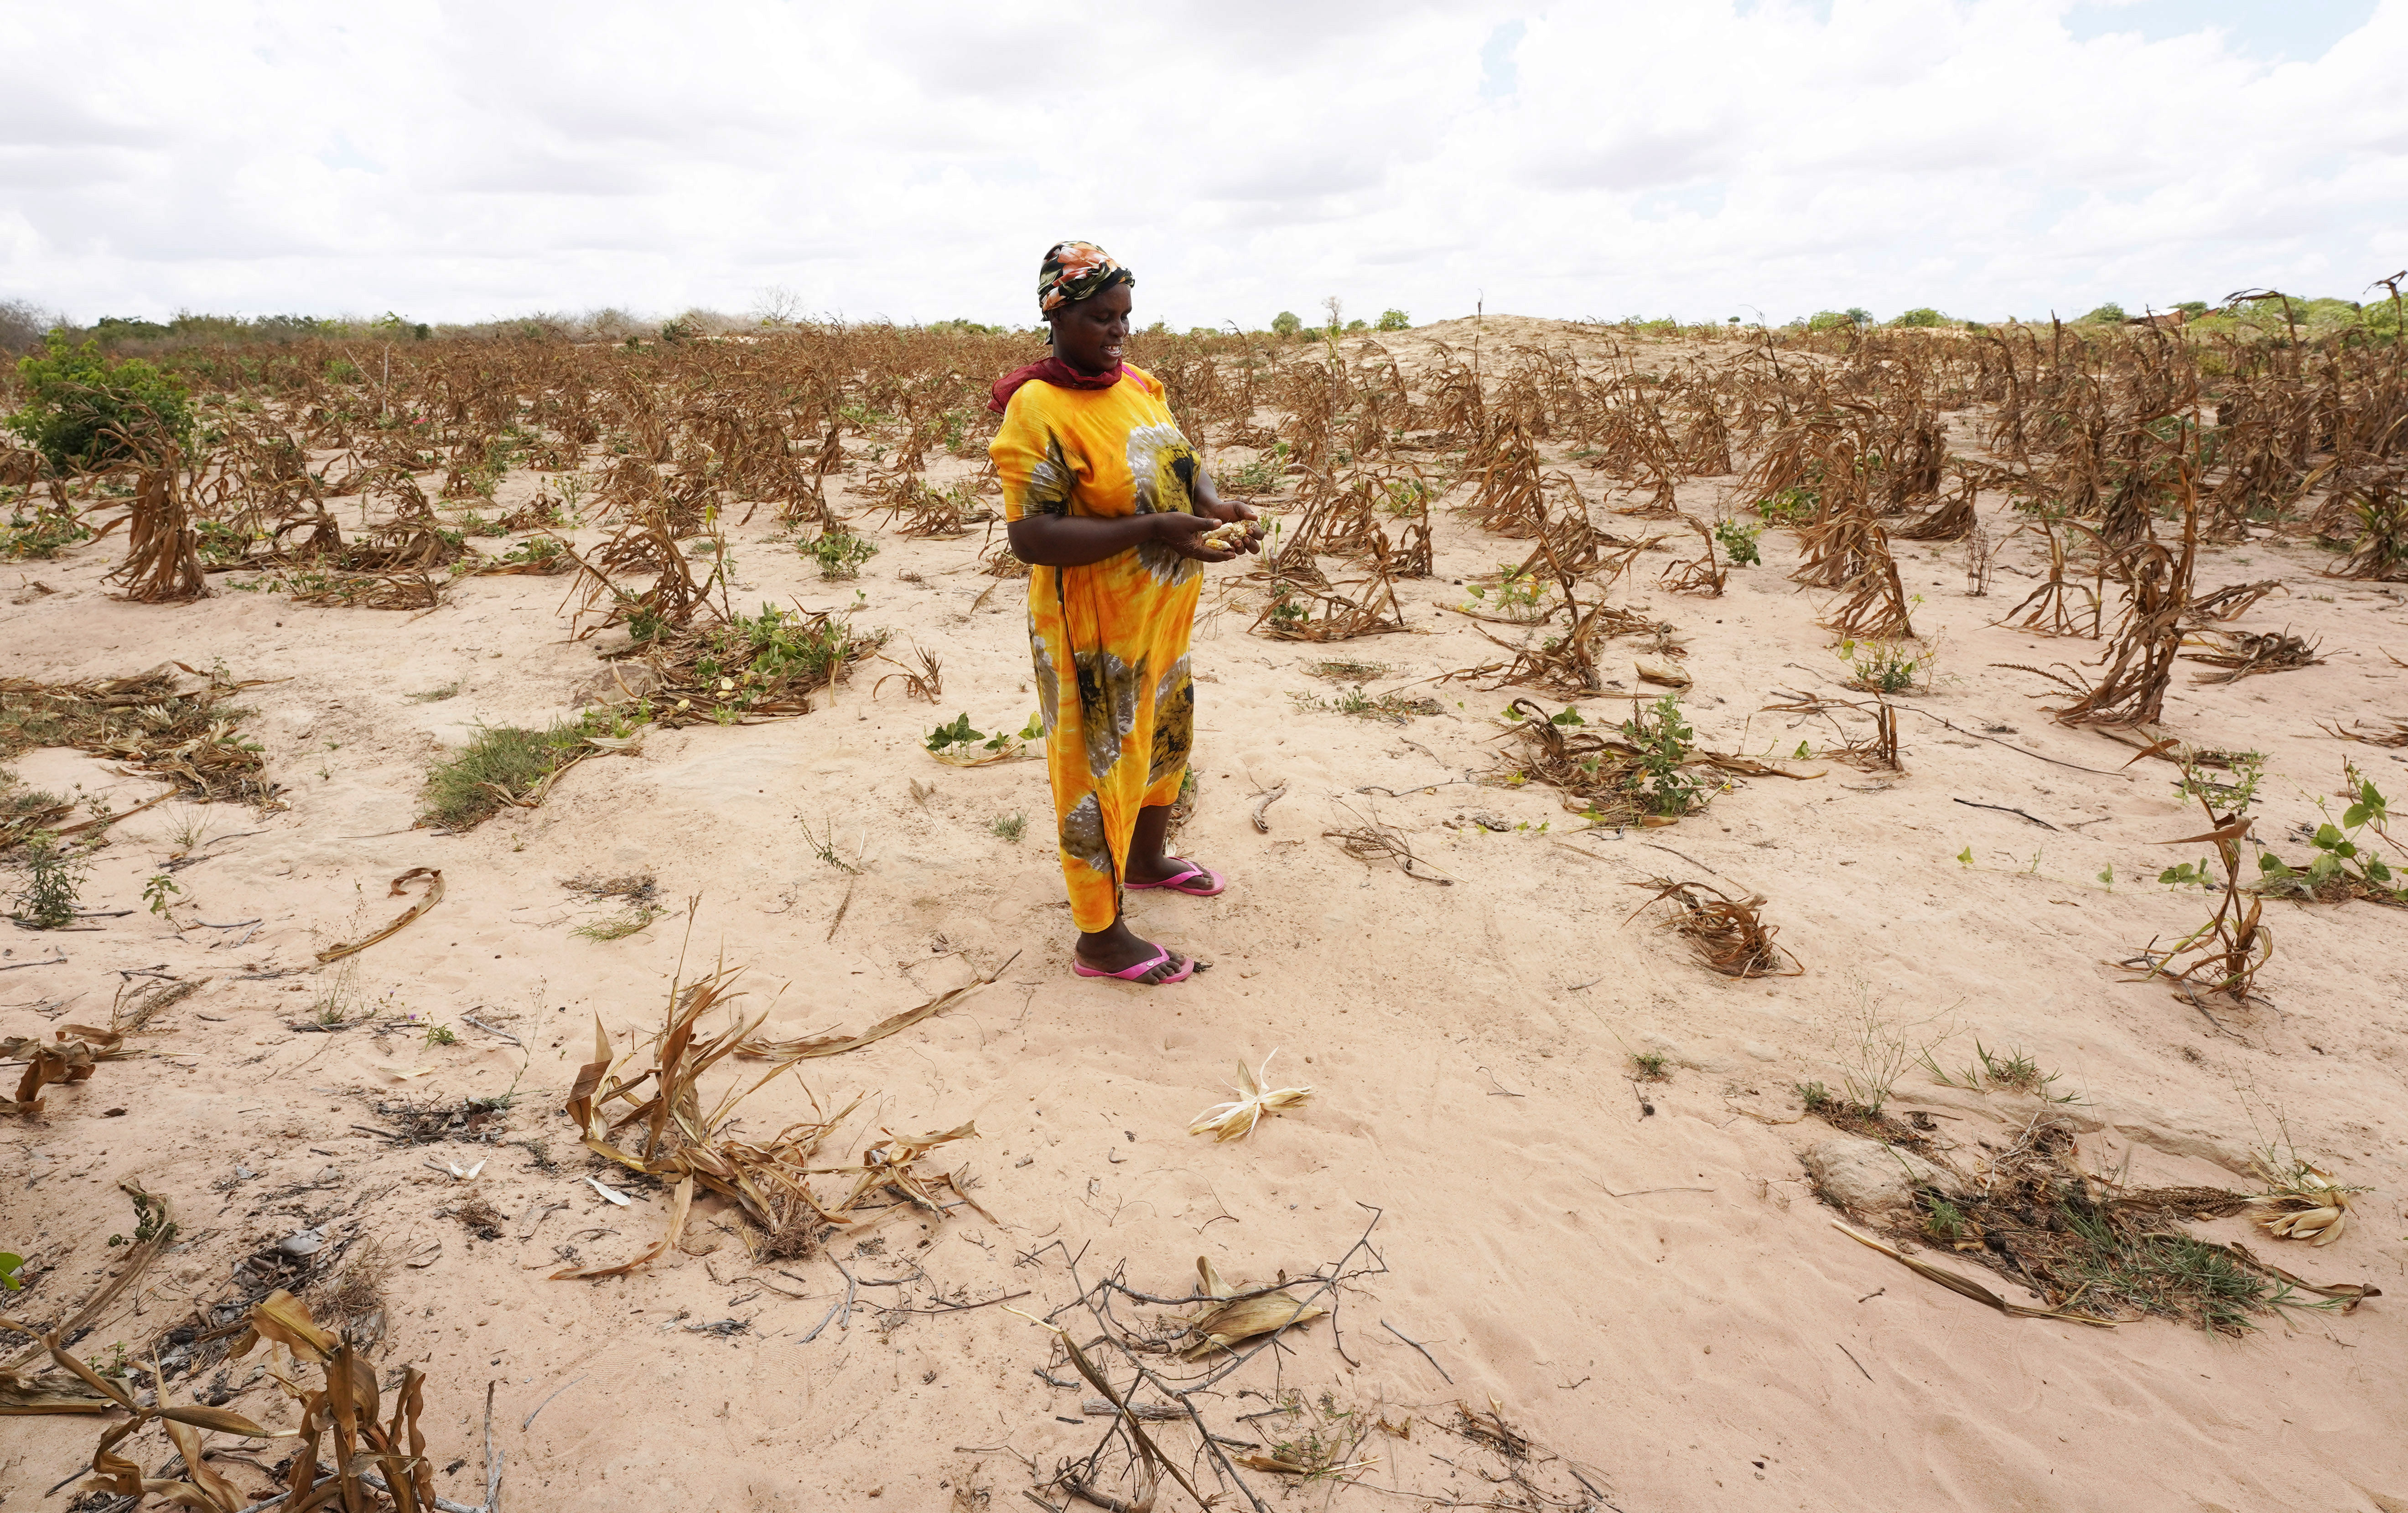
[1008,510,1245,567]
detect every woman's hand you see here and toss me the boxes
[1152,511,1250,562]
[1186,468,1261,554]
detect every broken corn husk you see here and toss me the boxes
[1180,1268,1328,1360]
[1196,1254,1233,1300]
[2248,1161,2358,1247]
[1187,1051,1313,1142]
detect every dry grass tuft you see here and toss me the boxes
[1625,878,1800,978]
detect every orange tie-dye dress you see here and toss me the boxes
[990,365,1203,933]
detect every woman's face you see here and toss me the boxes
[1049,282,1132,374]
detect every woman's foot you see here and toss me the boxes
[1123,855,1225,895]
[1076,920,1195,984]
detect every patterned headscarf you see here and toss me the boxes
[1038,240,1133,314]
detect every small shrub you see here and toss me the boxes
[991,812,1027,843]
[1890,307,1947,328]
[1216,441,1289,495]
[1620,693,1703,818]
[1922,1193,1969,1242]
[1375,309,1411,332]
[0,505,92,560]
[711,604,868,691]
[1838,637,1930,694]
[804,528,877,578]
[1462,564,1548,620]
[1380,476,1434,516]
[6,333,195,471]
[2255,764,2401,902]
[1713,518,1761,566]
[10,830,87,927]
[1756,485,1818,526]
[2079,301,2128,325]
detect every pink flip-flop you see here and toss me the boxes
[1123,860,1226,897]
[1072,945,1196,984]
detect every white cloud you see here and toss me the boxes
[0,0,2400,327]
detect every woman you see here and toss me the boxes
[990,241,1260,985]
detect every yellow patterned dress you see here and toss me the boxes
[990,365,1203,933]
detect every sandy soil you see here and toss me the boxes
[3,320,2405,1512]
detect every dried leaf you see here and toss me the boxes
[156,1404,279,1436]
[732,972,998,1061]
[234,1290,339,1364]
[314,867,443,964]
[1832,1223,2115,1326]
[0,1373,116,1414]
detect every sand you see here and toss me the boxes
[2,319,2404,1512]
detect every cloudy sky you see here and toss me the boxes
[3,0,2400,330]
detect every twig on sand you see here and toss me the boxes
[1951,797,2058,831]
[1381,1319,1453,1383]
[521,1373,586,1431]
[1249,782,1288,834]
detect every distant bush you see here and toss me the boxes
[93,316,171,342]
[2079,301,2128,325]
[1890,307,1946,327]
[1271,311,1303,337]
[2174,301,2210,319]
[1806,310,1862,332]
[5,333,194,471]
[0,298,55,355]
[1375,309,1410,332]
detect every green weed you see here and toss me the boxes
[9,831,87,928]
[418,710,637,831]
[1713,518,1762,566]
[1462,564,1549,621]
[1620,693,1704,818]
[1757,485,1818,527]
[0,506,92,560]
[803,528,878,578]
[1837,637,1931,694]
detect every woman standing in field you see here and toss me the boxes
[990,241,1260,985]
